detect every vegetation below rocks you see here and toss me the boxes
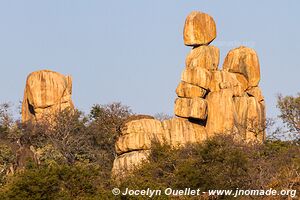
[0,94,299,200]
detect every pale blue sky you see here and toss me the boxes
[0,1,299,119]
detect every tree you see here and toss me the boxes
[277,93,300,135]
[0,103,13,138]
[154,112,173,121]
[18,109,92,165]
[88,102,132,169]
[45,109,91,164]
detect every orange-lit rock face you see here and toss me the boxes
[185,46,220,70]
[174,97,207,120]
[176,81,207,98]
[183,11,217,46]
[181,67,212,90]
[22,70,74,122]
[205,89,237,136]
[223,46,260,87]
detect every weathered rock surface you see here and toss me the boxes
[233,96,249,137]
[181,67,211,90]
[120,118,162,136]
[22,70,74,122]
[233,96,266,142]
[176,81,207,98]
[245,98,266,142]
[162,118,207,147]
[209,70,244,97]
[206,90,265,141]
[183,11,217,46]
[206,89,237,136]
[112,117,208,176]
[112,150,151,175]
[174,97,207,120]
[246,87,264,102]
[234,73,249,91]
[116,119,165,154]
[185,46,219,70]
[223,46,260,87]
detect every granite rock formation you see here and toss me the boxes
[22,70,74,122]
[175,11,265,141]
[113,11,266,176]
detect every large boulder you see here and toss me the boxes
[120,118,161,136]
[183,11,217,46]
[223,46,260,87]
[112,150,151,176]
[181,67,212,90]
[115,119,165,154]
[185,46,219,70]
[113,118,165,176]
[174,97,207,120]
[209,70,244,97]
[22,70,74,122]
[162,118,207,147]
[176,81,207,98]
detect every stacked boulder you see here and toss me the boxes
[22,70,74,122]
[113,10,266,176]
[220,46,266,141]
[175,11,265,141]
[174,11,218,122]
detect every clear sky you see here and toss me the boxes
[0,1,299,119]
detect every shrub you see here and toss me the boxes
[121,135,300,199]
[0,163,114,200]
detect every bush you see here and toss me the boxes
[0,103,13,139]
[0,163,114,200]
[87,102,132,169]
[0,99,299,199]
[0,144,15,185]
[277,93,300,137]
[120,135,300,199]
